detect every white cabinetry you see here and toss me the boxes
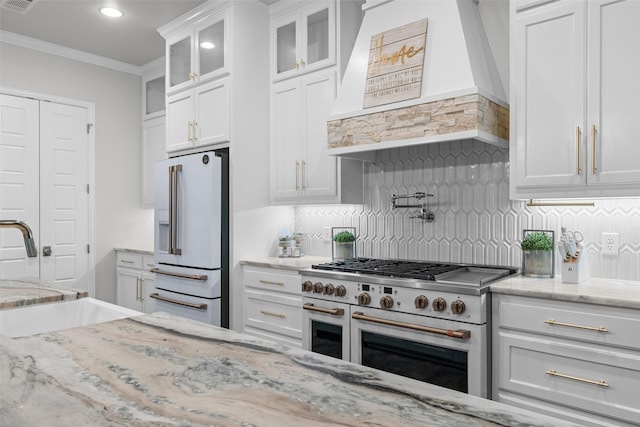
[165,78,229,154]
[269,0,363,205]
[510,0,640,199]
[242,266,302,347]
[271,1,335,81]
[116,251,156,314]
[493,294,640,426]
[141,65,166,207]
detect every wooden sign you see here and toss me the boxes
[364,18,428,109]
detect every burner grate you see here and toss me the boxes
[313,258,464,281]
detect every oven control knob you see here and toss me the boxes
[323,283,335,295]
[432,297,447,312]
[414,295,429,309]
[357,293,371,306]
[301,281,313,292]
[313,282,324,293]
[380,296,394,310]
[335,285,347,297]
[451,300,466,315]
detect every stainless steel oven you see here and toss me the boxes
[300,258,516,399]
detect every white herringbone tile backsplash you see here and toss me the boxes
[296,141,640,281]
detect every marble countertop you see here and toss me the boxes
[491,275,640,309]
[0,312,576,426]
[114,247,154,256]
[0,278,87,310]
[240,255,331,271]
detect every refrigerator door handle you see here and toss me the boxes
[149,293,208,310]
[168,164,183,255]
[150,267,208,281]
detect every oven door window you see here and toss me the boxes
[361,331,468,393]
[311,321,342,360]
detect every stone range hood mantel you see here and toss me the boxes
[328,0,509,160]
[327,88,509,161]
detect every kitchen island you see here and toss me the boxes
[1,311,576,426]
[0,277,87,309]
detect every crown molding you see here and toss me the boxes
[0,30,143,75]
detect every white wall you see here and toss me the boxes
[0,42,153,302]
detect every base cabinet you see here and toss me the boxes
[116,251,156,314]
[242,266,302,347]
[492,293,640,426]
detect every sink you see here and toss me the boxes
[0,298,143,338]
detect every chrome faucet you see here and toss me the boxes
[391,192,435,222]
[0,220,38,257]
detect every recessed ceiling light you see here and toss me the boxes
[99,7,124,18]
[200,42,216,50]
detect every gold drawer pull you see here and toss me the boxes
[591,124,598,175]
[260,310,285,319]
[259,279,284,286]
[545,370,609,388]
[544,319,608,333]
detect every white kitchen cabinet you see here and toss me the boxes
[492,293,640,426]
[164,9,228,95]
[510,0,640,199]
[143,73,165,121]
[271,69,362,205]
[116,250,156,314]
[142,116,166,207]
[242,266,302,348]
[270,1,335,82]
[165,77,230,154]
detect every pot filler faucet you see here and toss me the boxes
[0,220,38,257]
[391,192,435,222]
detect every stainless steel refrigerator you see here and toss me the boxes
[151,149,228,327]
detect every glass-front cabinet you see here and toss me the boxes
[166,11,228,94]
[271,1,335,81]
[144,75,165,119]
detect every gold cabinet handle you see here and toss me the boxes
[591,124,597,175]
[576,126,582,175]
[187,121,192,142]
[544,319,608,333]
[295,161,300,190]
[295,61,299,70]
[260,310,285,319]
[303,303,345,316]
[300,59,306,67]
[259,279,284,286]
[545,370,608,388]
[301,160,306,190]
[193,121,198,142]
[136,277,141,301]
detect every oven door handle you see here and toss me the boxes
[351,311,471,339]
[303,303,344,316]
[149,293,207,310]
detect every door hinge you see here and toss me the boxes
[87,244,90,254]
[87,123,93,134]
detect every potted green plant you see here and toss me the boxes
[520,231,554,277]
[333,230,356,260]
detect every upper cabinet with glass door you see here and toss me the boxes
[165,9,228,95]
[271,1,336,82]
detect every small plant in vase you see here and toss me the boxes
[520,231,554,277]
[333,230,356,260]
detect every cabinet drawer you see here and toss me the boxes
[117,252,143,269]
[243,267,301,295]
[497,331,640,425]
[244,290,301,340]
[142,254,155,272]
[497,295,640,350]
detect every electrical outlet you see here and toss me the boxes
[602,232,619,255]
[323,227,332,242]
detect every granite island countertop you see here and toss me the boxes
[0,312,577,427]
[0,278,87,310]
[491,275,640,309]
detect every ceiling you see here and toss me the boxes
[0,0,276,68]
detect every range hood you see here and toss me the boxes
[328,0,508,160]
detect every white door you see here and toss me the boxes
[0,94,40,279]
[39,101,90,290]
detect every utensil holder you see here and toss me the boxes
[561,246,590,284]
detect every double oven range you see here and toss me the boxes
[300,258,517,398]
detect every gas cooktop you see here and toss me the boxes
[312,258,464,281]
